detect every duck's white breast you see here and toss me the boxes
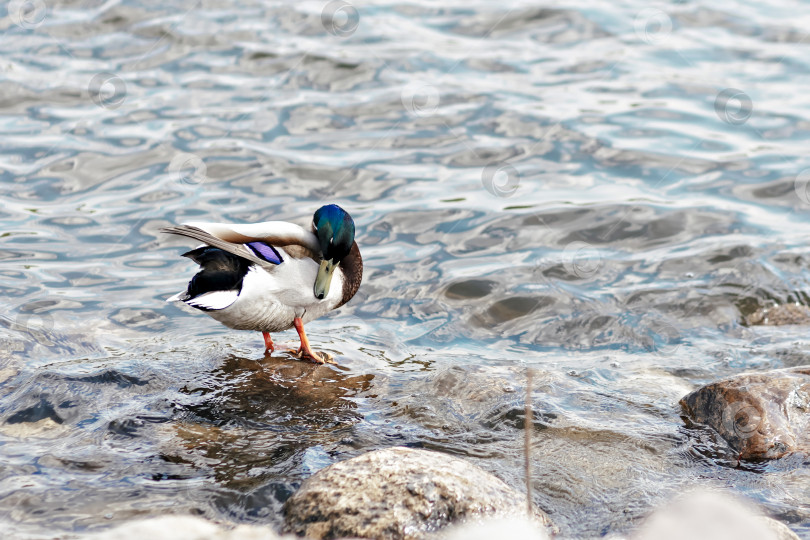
[206,247,345,333]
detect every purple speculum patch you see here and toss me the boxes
[246,242,283,264]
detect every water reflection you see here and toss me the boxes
[177,355,374,429]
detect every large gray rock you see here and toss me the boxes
[680,367,810,459]
[282,447,553,539]
[631,490,799,540]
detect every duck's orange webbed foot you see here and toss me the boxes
[292,317,335,364]
[262,332,274,354]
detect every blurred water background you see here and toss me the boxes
[2,0,810,537]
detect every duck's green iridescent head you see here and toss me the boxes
[312,204,355,300]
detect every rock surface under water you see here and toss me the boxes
[745,303,810,326]
[680,367,810,459]
[282,446,553,539]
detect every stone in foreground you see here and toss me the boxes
[631,489,799,540]
[680,367,810,459]
[83,515,290,540]
[282,447,553,540]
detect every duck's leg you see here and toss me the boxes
[292,317,324,364]
[262,332,274,354]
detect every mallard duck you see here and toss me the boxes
[162,204,362,363]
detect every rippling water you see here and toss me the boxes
[3,0,810,538]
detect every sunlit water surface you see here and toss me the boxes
[3,0,810,538]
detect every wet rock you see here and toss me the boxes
[178,354,372,429]
[680,367,810,459]
[282,447,553,539]
[0,416,68,439]
[745,303,810,326]
[83,515,290,540]
[630,490,799,540]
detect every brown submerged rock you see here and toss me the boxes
[680,367,810,459]
[282,447,553,540]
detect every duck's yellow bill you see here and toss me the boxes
[314,259,336,300]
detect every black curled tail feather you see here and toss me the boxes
[183,247,251,299]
